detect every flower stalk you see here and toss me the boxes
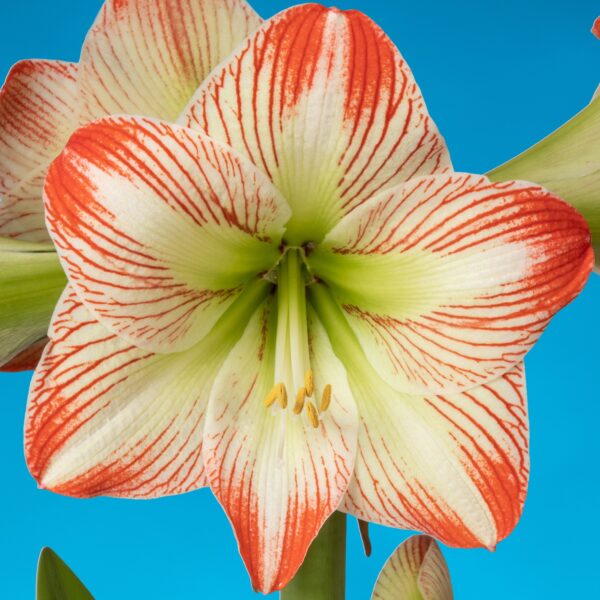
[281,511,347,600]
[0,238,66,369]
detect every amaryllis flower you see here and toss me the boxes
[0,0,262,369]
[372,536,452,600]
[25,4,593,594]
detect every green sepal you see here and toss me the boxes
[36,548,93,600]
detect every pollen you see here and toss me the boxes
[304,369,314,397]
[279,384,288,409]
[265,378,332,428]
[305,401,320,428]
[320,384,332,412]
[264,383,285,408]
[294,387,307,414]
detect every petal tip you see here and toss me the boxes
[592,17,600,39]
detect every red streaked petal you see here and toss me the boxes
[182,4,450,243]
[372,535,453,600]
[24,286,229,498]
[44,115,290,354]
[342,364,529,550]
[310,173,593,394]
[203,303,358,593]
[0,60,79,242]
[80,0,262,122]
[592,17,600,39]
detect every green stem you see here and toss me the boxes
[0,238,67,367]
[281,511,347,600]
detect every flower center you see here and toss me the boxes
[263,248,331,427]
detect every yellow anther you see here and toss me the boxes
[278,384,288,409]
[304,370,314,397]
[320,384,332,412]
[264,384,281,408]
[294,387,307,415]
[306,401,320,429]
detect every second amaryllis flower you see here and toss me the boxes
[25,4,593,594]
[0,0,262,368]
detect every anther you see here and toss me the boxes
[320,384,332,412]
[264,384,281,408]
[294,387,307,415]
[278,384,288,409]
[304,370,314,397]
[306,401,320,429]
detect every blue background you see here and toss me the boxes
[1,1,599,598]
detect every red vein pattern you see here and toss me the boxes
[0,60,79,241]
[25,286,225,498]
[80,0,262,122]
[44,115,290,353]
[183,4,451,243]
[342,364,529,549]
[372,535,453,600]
[311,173,593,393]
[203,304,358,593]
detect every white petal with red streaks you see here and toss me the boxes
[0,60,79,241]
[182,4,450,244]
[45,115,290,354]
[80,0,262,122]
[342,364,529,550]
[203,302,357,593]
[310,173,593,394]
[372,535,453,600]
[24,286,231,498]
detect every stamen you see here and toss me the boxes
[264,384,281,408]
[278,384,288,409]
[320,384,332,412]
[306,401,320,429]
[304,369,314,397]
[294,387,307,414]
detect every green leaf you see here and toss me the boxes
[36,548,94,600]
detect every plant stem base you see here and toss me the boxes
[281,511,346,600]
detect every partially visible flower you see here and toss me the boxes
[372,536,452,600]
[592,17,600,40]
[0,0,262,368]
[488,17,600,270]
[24,4,593,594]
